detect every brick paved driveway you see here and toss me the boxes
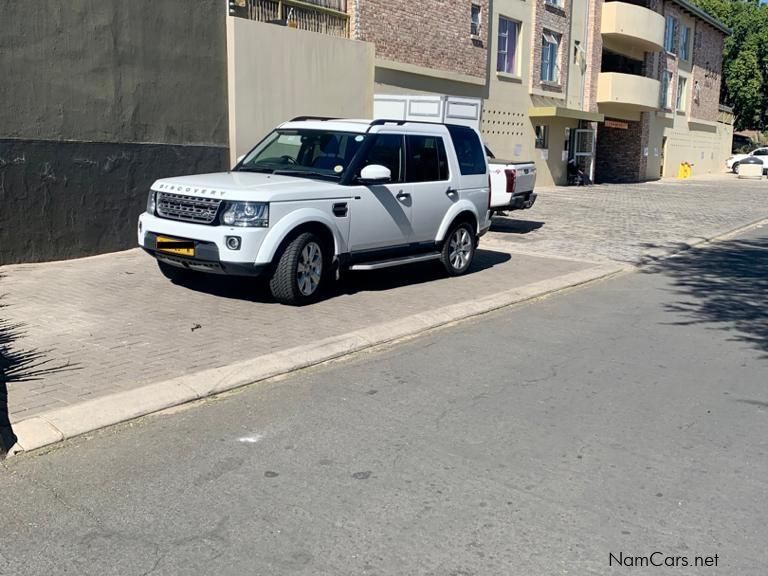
[1,248,593,423]
[1,174,767,427]
[485,175,768,264]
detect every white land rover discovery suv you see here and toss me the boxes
[138,118,491,305]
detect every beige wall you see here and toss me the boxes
[566,0,592,111]
[373,67,487,99]
[482,0,538,176]
[647,111,727,179]
[226,17,375,163]
[717,120,734,170]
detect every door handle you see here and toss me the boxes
[446,188,458,197]
[396,191,411,201]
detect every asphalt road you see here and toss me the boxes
[1,226,766,576]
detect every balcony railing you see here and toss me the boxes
[597,72,661,113]
[236,0,350,38]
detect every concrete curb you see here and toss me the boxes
[6,263,622,458]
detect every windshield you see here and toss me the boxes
[236,129,368,179]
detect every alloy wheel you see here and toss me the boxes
[297,241,323,296]
[449,227,472,271]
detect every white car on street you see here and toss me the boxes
[138,118,491,305]
[726,147,768,173]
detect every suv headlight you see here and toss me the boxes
[147,189,156,215]
[221,201,269,227]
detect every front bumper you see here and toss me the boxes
[138,212,271,276]
[142,232,267,276]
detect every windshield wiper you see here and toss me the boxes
[272,169,340,180]
[234,166,274,173]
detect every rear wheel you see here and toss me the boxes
[440,221,476,276]
[269,232,329,305]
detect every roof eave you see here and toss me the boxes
[670,0,731,35]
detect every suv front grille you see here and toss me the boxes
[156,191,222,224]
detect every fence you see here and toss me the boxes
[237,0,349,38]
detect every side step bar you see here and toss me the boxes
[349,252,440,271]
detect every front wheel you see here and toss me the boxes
[732,162,740,173]
[269,232,329,305]
[440,221,476,276]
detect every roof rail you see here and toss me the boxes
[369,118,475,127]
[367,118,460,132]
[369,119,407,127]
[289,116,338,122]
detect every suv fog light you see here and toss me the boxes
[226,236,242,250]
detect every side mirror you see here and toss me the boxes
[359,164,392,184]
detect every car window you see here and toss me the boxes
[360,134,404,183]
[447,125,486,175]
[754,149,768,156]
[406,135,449,183]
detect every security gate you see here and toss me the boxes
[574,128,596,183]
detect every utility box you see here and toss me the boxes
[373,94,482,130]
[737,156,764,179]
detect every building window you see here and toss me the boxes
[544,0,561,6]
[680,26,691,61]
[497,17,519,74]
[540,31,560,83]
[471,4,481,36]
[660,70,673,108]
[664,15,678,54]
[676,76,687,111]
[535,125,549,149]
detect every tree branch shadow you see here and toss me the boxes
[640,235,768,356]
[1,290,81,457]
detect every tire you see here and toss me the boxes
[157,260,196,283]
[440,221,476,276]
[269,232,329,305]
[732,162,739,173]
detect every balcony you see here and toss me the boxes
[597,72,660,117]
[601,2,665,55]
[235,0,349,38]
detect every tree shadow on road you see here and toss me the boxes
[640,234,768,355]
[170,249,512,303]
[1,292,80,457]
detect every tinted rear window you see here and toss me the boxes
[448,125,487,175]
[406,135,449,182]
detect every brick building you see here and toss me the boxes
[594,0,731,182]
[482,0,605,186]
[244,0,731,186]
[350,0,490,100]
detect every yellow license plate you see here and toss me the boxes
[156,236,195,257]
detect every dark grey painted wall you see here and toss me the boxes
[0,140,228,264]
[0,0,228,146]
[0,0,229,264]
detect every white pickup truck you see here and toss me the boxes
[486,147,537,216]
[138,118,491,305]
